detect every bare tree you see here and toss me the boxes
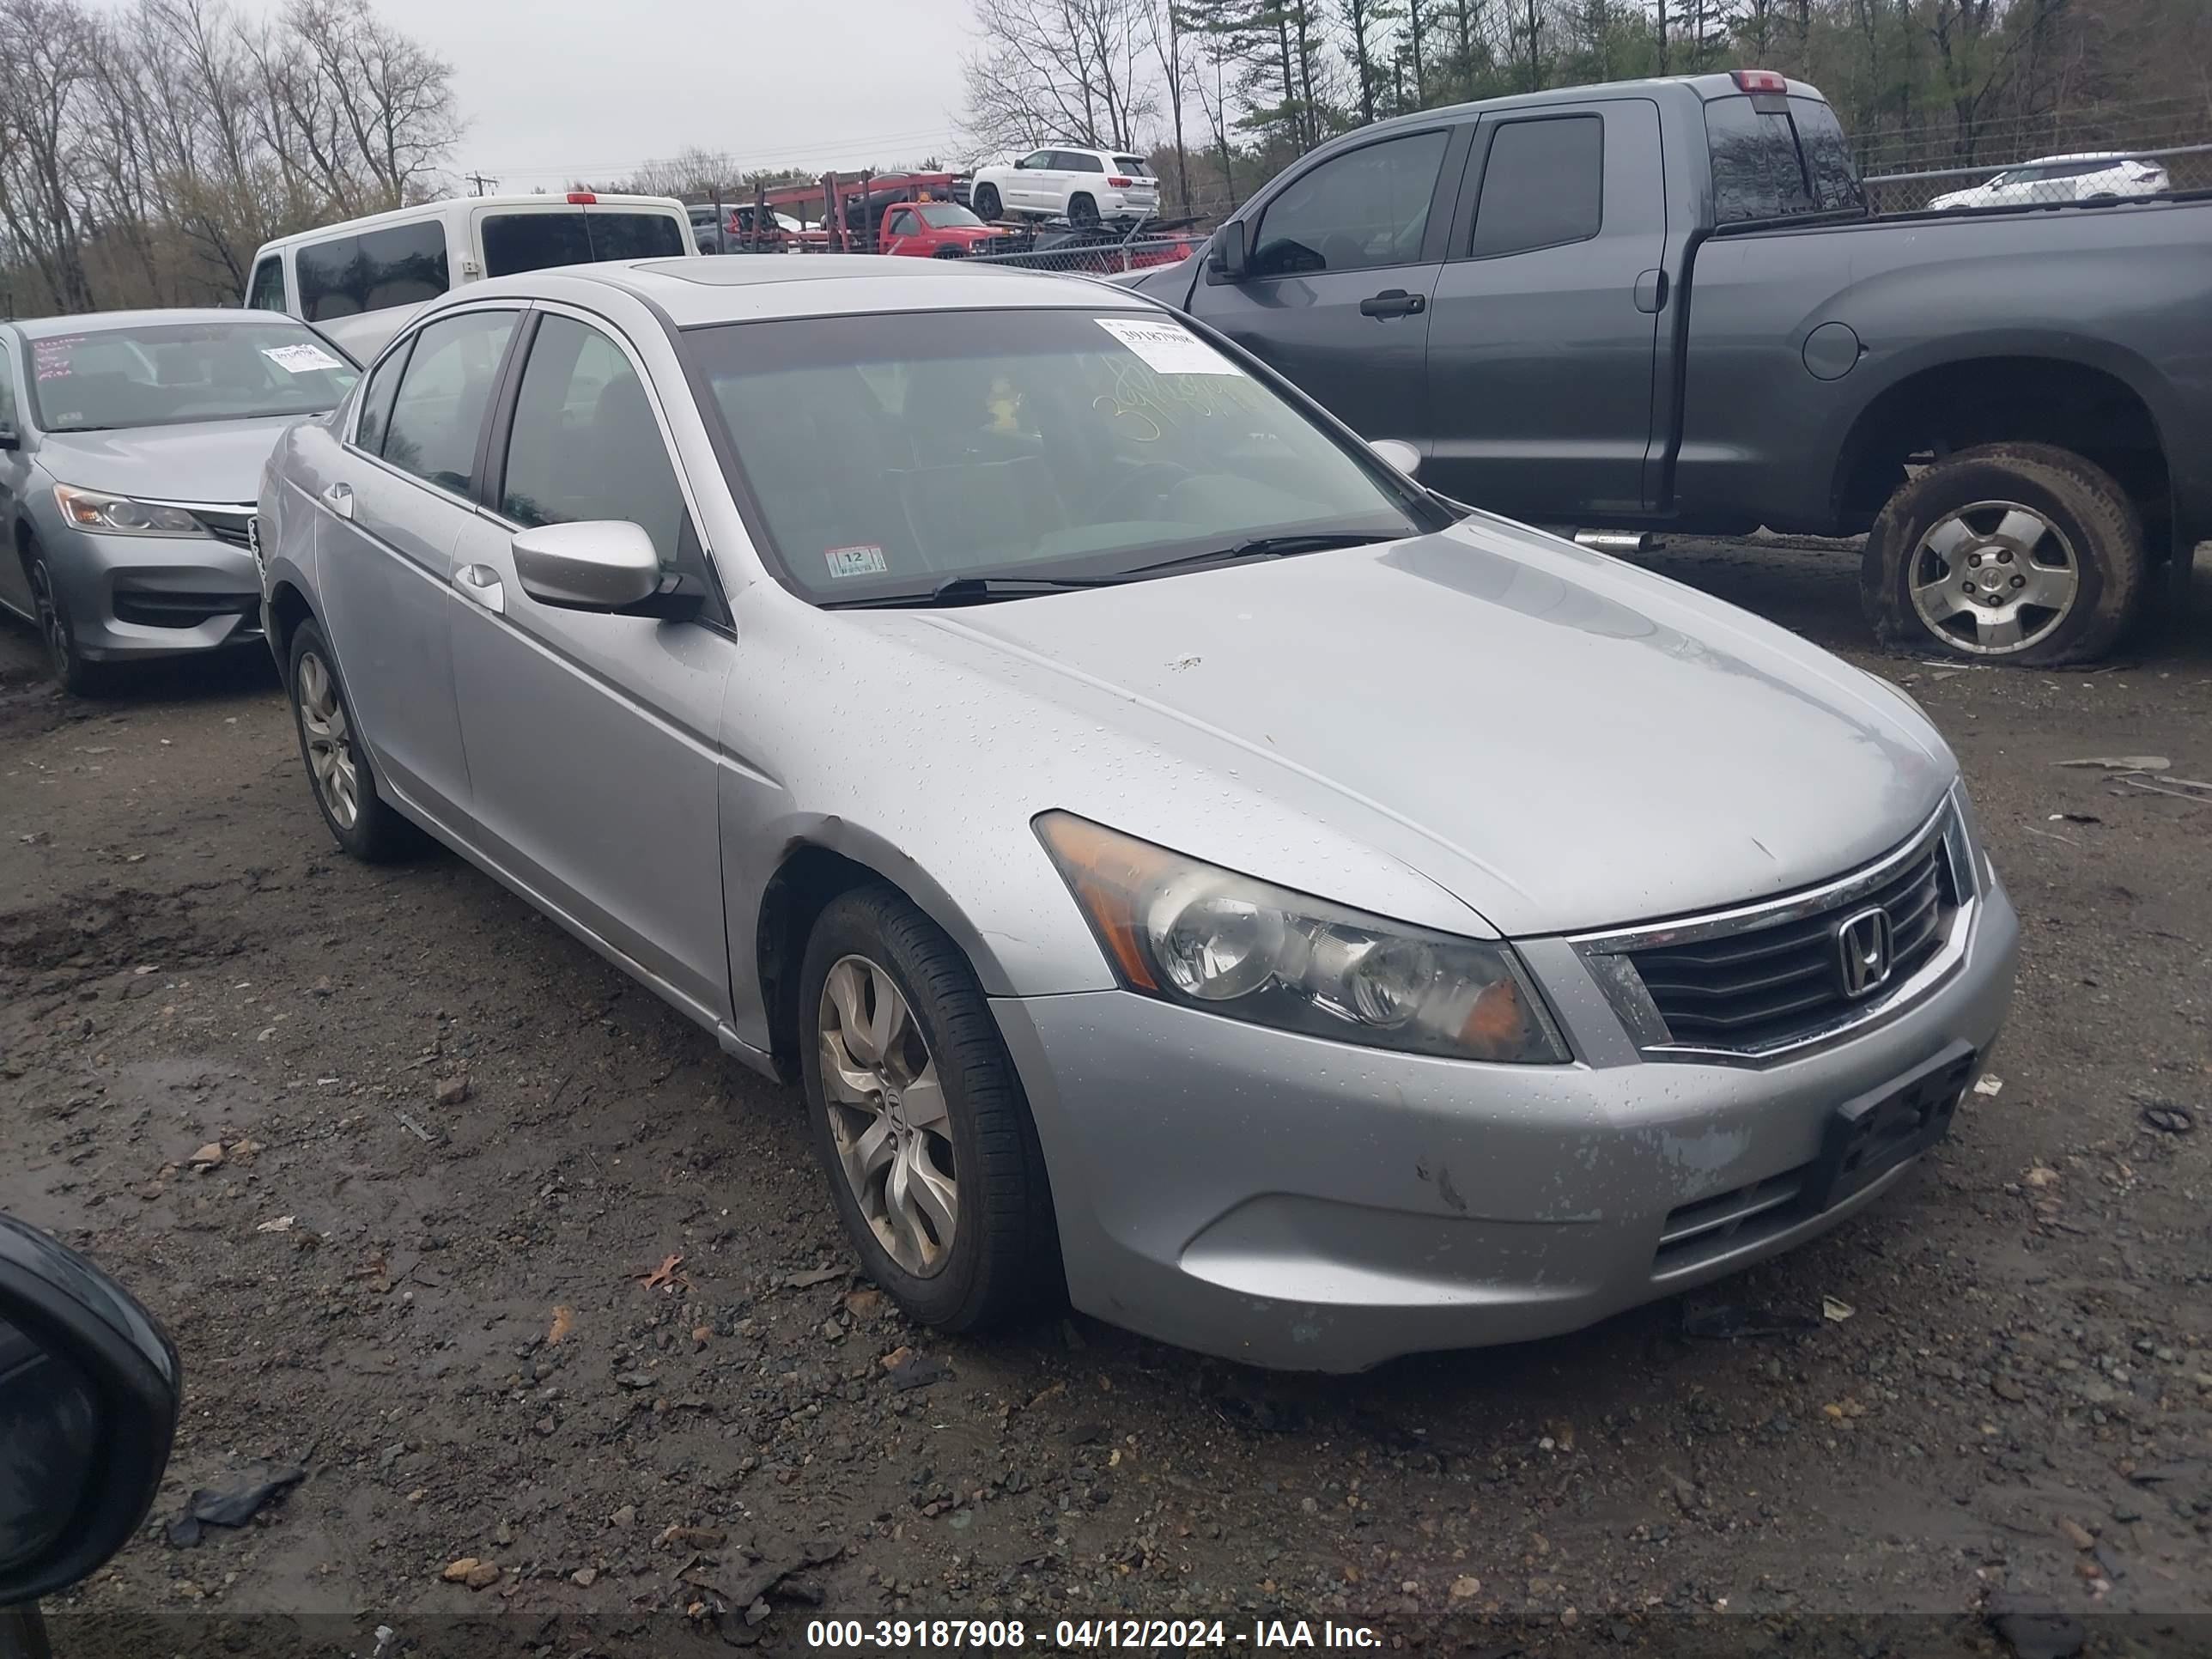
[0,0,102,309]
[1149,0,1194,208]
[960,0,1157,153]
[284,0,461,207]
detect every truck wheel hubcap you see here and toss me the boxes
[1909,500,2079,656]
[817,955,956,1278]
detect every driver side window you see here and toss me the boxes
[0,362,16,438]
[1251,130,1450,278]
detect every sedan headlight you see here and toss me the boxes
[53,485,204,538]
[1035,811,1570,1063]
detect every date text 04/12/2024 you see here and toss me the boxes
[804,1618,1385,1649]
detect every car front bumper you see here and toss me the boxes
[991,878,2019,1372]
[45,522,263,663]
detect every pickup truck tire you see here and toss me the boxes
[1861,443,2144,666]
[972,183,1001,221]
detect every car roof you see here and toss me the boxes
[6,307,307,341]
[451,256,1160,327]
[2017,151,2134,165]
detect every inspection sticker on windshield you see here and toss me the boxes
[262,343,343,374]
[824,544,889,580]
[1095,317,1243,377]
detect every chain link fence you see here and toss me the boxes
[962,231,1203,276]
[1863,142,2212,215]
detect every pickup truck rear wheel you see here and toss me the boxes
[1861,442,2144,665]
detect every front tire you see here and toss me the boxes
[972,183,1002,220]
[287,619,417,862]
[799,884,1060,1334]
[1860,442,2145,666]
[25,542,114,697]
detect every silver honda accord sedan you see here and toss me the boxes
[258,257,2018,1371]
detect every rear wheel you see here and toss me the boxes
[1068,192,1100,229]
[972,182,1001,221]
[799,884,1060,1333]
[1860,442,2145,666]
[25,541,114,697]
[288,619,417,862]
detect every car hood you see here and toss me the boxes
[35,416,312,503]
[896,517,1954,936]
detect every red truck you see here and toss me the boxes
[874,201,1020,258]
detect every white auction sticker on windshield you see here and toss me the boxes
[262,343,343,374]
[824,544,889,580]
[1094,317,1243,377]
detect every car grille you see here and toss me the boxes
[1628,841,1949,1050]
[193,506,257,549]
[1574,802,1974,1062]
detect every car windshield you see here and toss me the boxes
[689,307,1427,605]
[22,319,359,434]
[915,204,984,229]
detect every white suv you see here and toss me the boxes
[969,149,1159,227]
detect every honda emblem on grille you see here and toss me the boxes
[1834,905,1894,1000]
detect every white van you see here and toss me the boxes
[244,192,698,362]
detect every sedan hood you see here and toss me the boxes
[37,416,309,503]
[908,518,1954,936]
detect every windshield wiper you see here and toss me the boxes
[823,574,1124,609]
[1122,530,1395,577]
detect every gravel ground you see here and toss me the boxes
[2,539,2209,1659]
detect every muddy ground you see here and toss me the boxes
[2,540,2209,1659]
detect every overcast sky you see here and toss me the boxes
[105,0,981,186]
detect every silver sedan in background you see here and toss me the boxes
[0,309,358,694]
[258,258,2018,1371]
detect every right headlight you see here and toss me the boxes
[1034,811,1570,1064]
[53,485,204,538]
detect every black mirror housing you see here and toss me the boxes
[0,1218,179,1609]
[0,427,19,451]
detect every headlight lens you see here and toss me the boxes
[1035,811,1571,1063]
[53,485,204,538]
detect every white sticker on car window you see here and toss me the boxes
[824,544,889,579]
[262,343,343,374]
[1094,317,1243,377]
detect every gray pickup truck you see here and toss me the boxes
[1122,70,2212,665]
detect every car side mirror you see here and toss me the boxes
[511,520,667,612]
[1208,221,1249,282]
[1012,158,1027,171]
[0,1216,179,1612]
[1369,438,1422,477]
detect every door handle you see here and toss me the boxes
[320,481,353,520]
[1633,268,1669,314]
[453,562,504,616]
[1359,289,1426,319]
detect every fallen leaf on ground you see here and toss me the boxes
[547,1305,574,1345]
[638,1254,684,1291]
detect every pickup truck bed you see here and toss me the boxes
[1129,71,2212,665]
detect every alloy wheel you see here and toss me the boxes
[28,560,73,683]
[817,954,957,1277]
[295,649,361,830]
[1909,499,2080,657]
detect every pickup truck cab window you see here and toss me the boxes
[1468,115,1604,258]
[1252,130,1451,277]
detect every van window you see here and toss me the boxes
[296,221,452,322]
[478,210,686,278]
[246,256,286,313]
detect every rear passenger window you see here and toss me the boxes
[379,310,518,496]
[1469,116,1603,258]
[480,211,686,276]
[1706,97,1815,222]
[1253,130,1450,277]
[246,257,286,313]
[501,315,708,599]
